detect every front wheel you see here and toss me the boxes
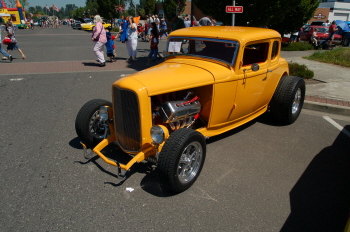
[158,128,206,193]
[75,99,112,147]
[343,38,349,47]
[269,76,305,124]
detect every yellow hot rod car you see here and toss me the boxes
[81,21,111,31]
[75,26,305,193]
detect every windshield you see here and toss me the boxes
[166,37,238,65]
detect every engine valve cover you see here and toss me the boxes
[159,100,201,123]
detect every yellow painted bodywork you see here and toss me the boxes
[81,22,111,31]
[91,26,289,171]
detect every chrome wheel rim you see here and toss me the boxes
[177,141,203,183]
[292,88,301,114]
[89,110,108,139]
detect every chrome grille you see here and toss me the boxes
[113,87,141,152]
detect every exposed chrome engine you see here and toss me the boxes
[152,90,201,131]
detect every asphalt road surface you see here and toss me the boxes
[0,26,349,231]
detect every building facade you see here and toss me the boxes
[311,1,350,23]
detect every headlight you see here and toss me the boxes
[151,126,165,144]
[99,106,108,121]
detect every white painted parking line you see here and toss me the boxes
[9,78,24,81]
[323,116,350,138]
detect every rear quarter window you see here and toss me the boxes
[242,42,269,66]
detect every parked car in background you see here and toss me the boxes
[299,25,342,45]
[81,20,111,31]
[75,26,305,193]
[310,21,324,26]
[72,18,93,30]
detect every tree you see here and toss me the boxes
[96,0,119,20]
[193,0,320,34]
[163,0,186,20]
[127,0,136,16]
[273,0,320,34]
[144,0,156,16]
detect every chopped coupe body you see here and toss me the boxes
[76,26,305,193]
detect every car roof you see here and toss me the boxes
[169,26,281,43]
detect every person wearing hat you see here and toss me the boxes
[160,18,168,38]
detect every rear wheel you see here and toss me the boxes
[75,99,112,147]
[269,76,305,124]
[343,38,349,47]
[158,128,206,193]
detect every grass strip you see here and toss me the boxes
[303,47,350,67]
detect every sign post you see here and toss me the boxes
[226,1,243,26]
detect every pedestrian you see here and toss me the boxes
[322,20,331,27]
[5,21,26,59]
[91,15,107,67]
[154,15,160,31]
[311,28,318,47]
[198,16,213,26]
[147,15,154,41]
[30,19,34,30]
[162,14,185,35]
[147,23,160,66]
[126,16,138,61]
[290,31,299,42]
[321,21,338,46]
[184,18,191,28]
[144,17,149,41]
[0,22,13,62]
[137,23,144,40]
[160,18,167,38]
[119,16,128,43]
[105,29,116,62]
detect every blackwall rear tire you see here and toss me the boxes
[75,99,112,148]
[269,76,305,124]
[158,128,206,193]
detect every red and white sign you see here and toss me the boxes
[226,6,243,13]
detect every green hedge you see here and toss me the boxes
[288,62,314,79]
[282,42,314,51]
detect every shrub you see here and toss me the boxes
[282,42,314,51]
[288,61,314,79]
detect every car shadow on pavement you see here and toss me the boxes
[280,125,350,232]
[69,137,83,149]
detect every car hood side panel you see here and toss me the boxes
[129,61,214,96]
[129,59,233,96]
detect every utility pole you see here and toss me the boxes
[232,0,235,26]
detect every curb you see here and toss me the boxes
[303,100,350,116]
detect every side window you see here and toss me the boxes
[271,41,279,60]
[242,42,269,66]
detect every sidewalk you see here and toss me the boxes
[281,50,350,116]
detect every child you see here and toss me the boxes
[311,28,318,47]
[137,23,144,41]
[147,23,159,66]
[106,29,116,62]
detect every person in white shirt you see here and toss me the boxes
[126,16,138,61]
